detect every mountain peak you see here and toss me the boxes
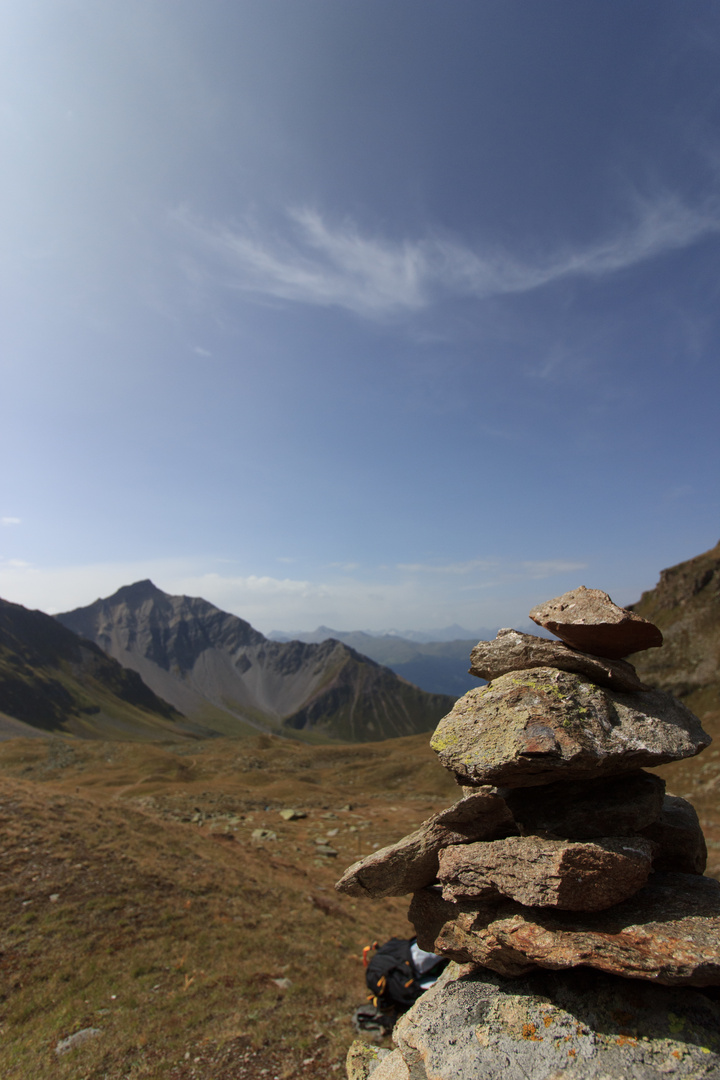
[109,580,165,604]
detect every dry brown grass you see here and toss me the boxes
[1,719,718,1080]
[0,733,456,1079]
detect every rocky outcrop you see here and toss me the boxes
[628,540,720,718]
[339,585,719,1079]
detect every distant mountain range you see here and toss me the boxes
[54,581,455,742]
[269,623,497,645]
[2,545,717,744]
[268,627,485,697]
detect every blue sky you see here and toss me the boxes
[2,1,719,633]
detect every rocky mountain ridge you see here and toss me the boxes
[57,581,455,741]
[271,626,485,697]
[628,539,720,719]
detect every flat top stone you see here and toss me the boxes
[470,628,648,692]
[529,587,663,659]
[431,668,710,788]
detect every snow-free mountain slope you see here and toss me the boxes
[0,596,200,740]
[57,581,455,741]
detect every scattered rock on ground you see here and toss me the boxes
[55,1028,103,1055]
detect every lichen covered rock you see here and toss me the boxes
[431,669,709,788]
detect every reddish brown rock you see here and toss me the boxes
[437,834,655,911]
[431,668,709,788]
[502,770,666,839]
[529,587,663,659]
[469,629,648,692]
[334,790,516,899]
[640,794,708,875]
[409,873,720,986]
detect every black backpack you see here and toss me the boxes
[364,938,425,1012]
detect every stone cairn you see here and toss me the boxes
[337,587,720,1080]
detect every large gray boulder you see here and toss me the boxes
[529,586,663,658]
[437,834,655,910]
[469,628,649,691]
[431,669,710,788]
[409,873,720,986]
[387,962,720,1080]
[335,790,516,898]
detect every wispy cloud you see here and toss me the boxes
[175,192,720,319]
[1,517,21,526]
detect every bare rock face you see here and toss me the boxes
[529,586,663,659]
[334,790,516,899]
[431,669,710,788]
[469,629,648,692]
[502,770,666,839]
[437,835,655,911]
[410,873,720,986]
[390,962,720,1080]
[640,794,708,875]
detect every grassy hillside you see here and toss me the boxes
[0,732,457,1079]
[628,540,720,720]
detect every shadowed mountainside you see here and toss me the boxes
[57,581,455,742]
[628,540,720,721]
[0,597,202,740]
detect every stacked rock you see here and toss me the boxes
[336,587,720,989]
